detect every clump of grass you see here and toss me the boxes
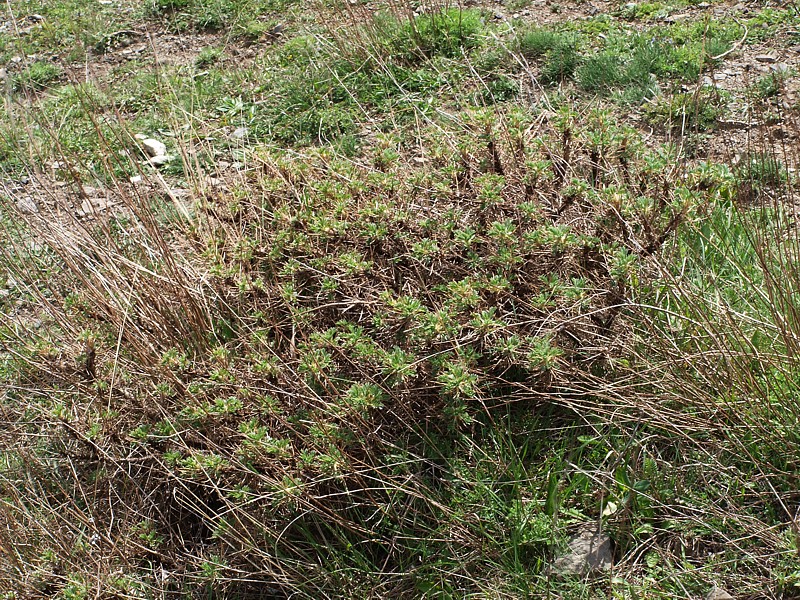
[517,21,739,99]
[517,28,564,58]
[517,28,579,84]
[646,88,727,132]
[148,0,299,33]
[389,8,485,63]
[475,74,519,104]
[735,151,787,199]
[749,70,791,100]
[576,38,664,102]
[577,52,624,93]
[195,45,223,67]
[235,18,279,40]
[632,173,800,595]
[14,61,61,92]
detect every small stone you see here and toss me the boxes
[230,126,249,140]
[664,12,690,22]
[16,196,38,214]
[148,154,173,167]
[706,586,734,600]
[51,164,70,180]
[755,54,778,64]
[78,196,114,216]
[698,2,711,7]
[141,138,167,157]
[552,523,613,575]
[129,175,143,184]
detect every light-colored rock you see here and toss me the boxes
[141,138,167,157]
[664,13,691,22]
[51,161,67,175]
[129,175,143,184]
[706,586,734,600]
[552,523,613,575]
[81,185,101,197]
[148,154,173,167]
[78,196,114,217]
[755,54,778,64]
[205,176,225,189]
[16,196,39,214]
